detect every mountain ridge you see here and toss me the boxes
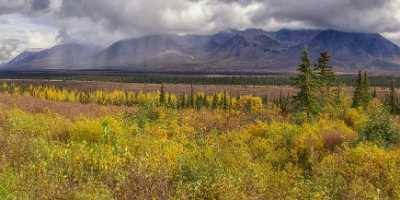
[3,28,400,72]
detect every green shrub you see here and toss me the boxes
[358,102,400,146]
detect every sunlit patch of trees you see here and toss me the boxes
[0,81,265,112]
[1,51,400,199]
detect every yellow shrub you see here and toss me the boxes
[315,144,400,199]
[344,108,368,130]
[234,96,263,112]
[70,119,103,143]
[6,109,71,140]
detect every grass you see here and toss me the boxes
[0,83,399,199]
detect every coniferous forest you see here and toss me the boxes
[1,51,400,199]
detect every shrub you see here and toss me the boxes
[234,96,263,113]
[322,130,345,151]
[0,170,21,200]
[358,102,400,146]
[315,144,400,199]
[343,108,367,130]
[6,109,71,141]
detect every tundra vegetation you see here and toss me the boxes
[1,51,400,199]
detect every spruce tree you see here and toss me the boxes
[388,80,399,114]
[195,94,203,110]
[222,91,229,110]
[361,71,372,106]
[315,52,335,106]
[203,94,210,108]
[262,95,269,107]
[373,87,377,98]
[333,84,346,119]
[352,71,372,108]
[212,94,219,109]
[189,83,194,108]
[159,83,166,105]
[276,91,290,115]
[352,71,363,108]
[179,94,186,109]
[316,52,335,87]
[167,94,173,108]
[293,49,320,117]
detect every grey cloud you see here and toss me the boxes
[253,0,400,33]
[0,0,51,15]
[0,0,25,14]
[54,0,266,43]
[32,0,50,11]
[1,0,400,46]
[55,0,400,38]
[0,39,24,62]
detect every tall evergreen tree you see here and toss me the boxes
[262,95,269,107]
[167,94,173,108]
[195,94,203,110]
[333,84,347,119]
[361,71,372,105]
[387,80,399,114]
[373,87,377,98]
[352,71,372,108]
[315,52,336,106]
[315,52,336,87]
[189,83,194,108]
[159,83,166,105]
[275,91,290,115]
[293,49,320,117]
[203,94,210,108]
[179,94,186,109]
[352,71,363,108]
[212,93,218,109]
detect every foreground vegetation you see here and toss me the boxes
[1,51,400,199]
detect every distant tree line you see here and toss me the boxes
[1,71,400,87]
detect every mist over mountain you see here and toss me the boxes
[6,43,100,70]
[4,28,400,73]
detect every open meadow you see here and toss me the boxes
[1,70,400,199]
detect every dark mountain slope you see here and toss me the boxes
[298,30,400,68]
[268,29,322,46]
[4,29,400,72]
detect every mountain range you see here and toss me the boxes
[3,28,400,73]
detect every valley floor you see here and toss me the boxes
[0,82,399,199]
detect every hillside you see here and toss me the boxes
[3,29,400,72]
[6,43,100,70]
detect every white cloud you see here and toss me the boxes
[0,14,59,63]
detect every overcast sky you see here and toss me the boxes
[1,0,400,63]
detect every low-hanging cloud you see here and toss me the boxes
[1,0,400,50]
[53,0,400,43]
[0,0,52,15]
[255,0,400,33]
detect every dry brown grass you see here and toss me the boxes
[0,93,133,119]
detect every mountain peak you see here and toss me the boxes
[307,29,400,60]
[221,28,240,34]
[4,28,400,72]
